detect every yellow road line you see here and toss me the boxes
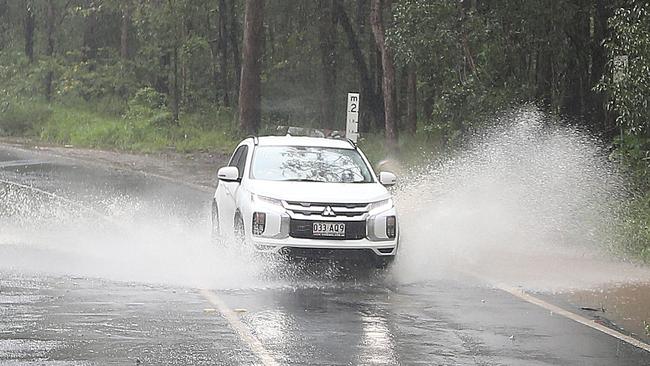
[200,289,279,366]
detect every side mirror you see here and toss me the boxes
[217,166,240,182]
[379,171,397,187]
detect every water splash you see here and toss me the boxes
[393,106,650,290]
[0,183,266,289]
[1,106,649,291]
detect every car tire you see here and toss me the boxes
[211,201,222,244]
[375,255,395,270]
[233,213,246,246]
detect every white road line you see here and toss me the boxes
[0,144,215,193]
[0,177,90,212]
[200,289,279,366]
[0,176,277,364]
[0,159,48,168]
[460,268,650,352]
[495,283,650,352]
[0,178,124,229]
[0,150,277,364]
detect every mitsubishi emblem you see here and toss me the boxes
[322,206,336,217]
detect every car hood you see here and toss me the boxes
[247,180,390,203]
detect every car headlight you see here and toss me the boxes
[386,216,397,238]
[252,212,266,235]
[251,193,283,207]
[368,198,393,213]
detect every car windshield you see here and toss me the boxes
[251,146,373,183]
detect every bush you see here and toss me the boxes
[616,194,650,264]
[0,98,52,136]
[37,100,238,154]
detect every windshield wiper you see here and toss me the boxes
[281,178,323,182]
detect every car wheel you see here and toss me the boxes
[233,214,246,246]
[375,255,395,270]
[211,201,221,244]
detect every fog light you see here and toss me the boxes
[386,216,396,238]
[252,212,266,235]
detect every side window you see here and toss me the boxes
[235,146,248,179]
[228,146,245,167]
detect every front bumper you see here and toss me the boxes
[245,197,399,257]
[251,236,398,257]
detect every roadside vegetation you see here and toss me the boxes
[0,0,649,263]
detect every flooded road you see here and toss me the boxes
[558,283,650,343]
[1,144,649,365]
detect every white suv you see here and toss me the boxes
[211,136,399,267]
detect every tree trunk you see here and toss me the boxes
[422,79,434,123]
[171,46,180,122]
[169,1,181,123]
[369,0,397,147]
[230,0,242,105]
[406,64,417,135]
[156,53,170,95]
[238,0,264,135]
[45,0,55,101]
[218,0,230,106]
[0,0,8,50]
[563,0,590,118]
[120,1,131,60]
[591,0,610,133]
[24,0,35,63]
[334,0,382,133]
[319,0,337,129]
[82,2,97,66]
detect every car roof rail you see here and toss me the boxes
[345,138,357,148]
[246,135,259,145]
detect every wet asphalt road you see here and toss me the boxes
[0,146,649,365]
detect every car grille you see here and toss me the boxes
[283,201,369,219]
[289,219,366,240]
[279,247,376,261]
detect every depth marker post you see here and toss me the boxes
[346,92,360,143]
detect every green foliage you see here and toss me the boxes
[0,50,44,97]
[612,134,650,188]
[389,1,459,67]
[599,2,650,135]
[615,193,650,264]
[0,97,52,136]
[359,130,443,168]
[599,3,650,263]
[39,103,237,153]
[125,87,171,125]
[389,1,528,144]
[57,56,138,104]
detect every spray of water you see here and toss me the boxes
[1,106,649,291]
[393,106,650,290]
[0,185,265,289]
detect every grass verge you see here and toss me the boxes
[0,99,239,154]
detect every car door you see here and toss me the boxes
[217,144,248,234]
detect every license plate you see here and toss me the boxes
[312,222,346,237]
